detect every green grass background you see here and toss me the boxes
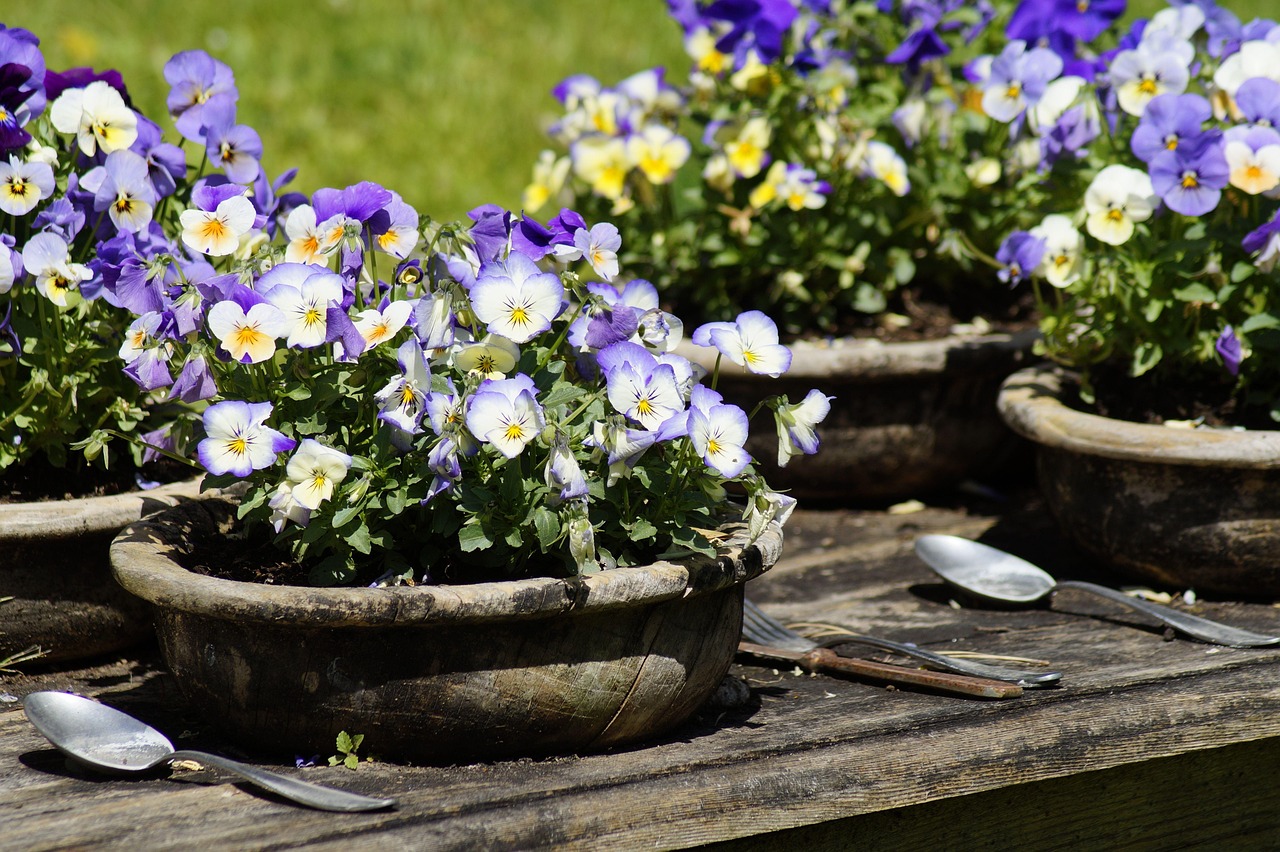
[6,0,1271,223]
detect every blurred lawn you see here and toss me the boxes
[9,0,688,222]
[6,0,1272,223]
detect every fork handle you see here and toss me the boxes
[798,648,1023,699]
[825,634,1062,685]
[1053,581,1280,648]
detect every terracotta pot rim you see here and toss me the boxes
[998,364,1280,468]
[0,476,206,542]
[678,327,1038,380]
[111,497,783,628]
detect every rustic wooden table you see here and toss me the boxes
[5,489,1280,850]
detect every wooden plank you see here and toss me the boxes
[5,496,1280,849]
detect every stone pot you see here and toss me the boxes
[998,364,1280,599]
[0,477,204,663]
[679,328,1037,503]
[110,497,783,763]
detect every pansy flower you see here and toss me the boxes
[0,155,53,216]
[996,231,1046,285]
[773,389,833,468]
[164,50,238,142]
[1130,93,1211,163]
[453,333,520,379]
[262,266,346,349]
[625,124,691,185]
[572,222,622,281]
[206,292,288,363]
[375,338,431,434]
[354,300,413,348]
[1084,164,1157,246]
[1030,214,1083,288]
[1110,36,1192,117]
[180,184,257,256]
[283,204,342,265]
[91,149,156,233]
[470,251,565,343]
[202,98,263,185]
[570,136,632,201]
[598,341,686,431]
[197,400,296,478]
[723,116,771,178]
[284,439,353,510]
[691,310,791,377]
[1149,132,1229,216]
[687,384,751,478]
[545,434,589,505]
[1223,126,1280,195]
[23,231,91,307]
[464,374,546,458]
[981,40,1063,124]
[49,80,138,156]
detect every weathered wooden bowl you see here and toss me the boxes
[680,329,1036,503]
[110,497,783,763]
[0,477,203,663]
[999,365,1280,599]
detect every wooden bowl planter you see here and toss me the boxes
[680,328,1037,503]
[0,478,204,663]
[110,497,784,763]
[998,365,1280,599]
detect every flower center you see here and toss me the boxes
[1181,171,1200,189]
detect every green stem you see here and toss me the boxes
[97,428,203,470]
[0,384,40,430]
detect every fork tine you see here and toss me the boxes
[742,599,815,650]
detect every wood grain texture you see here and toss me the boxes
[6,492,1280,848]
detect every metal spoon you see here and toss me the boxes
[23,691,396,812]
[914,535,1280,649]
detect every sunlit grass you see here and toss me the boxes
[8,0,1273,222]
[11,0,688,222]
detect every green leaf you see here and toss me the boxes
[1230,262,1256,283]
[458,521,494,552]
[347,523,373,554]
[533,506,561,549]
[1170,283,1216,303]
[628,517,658,542]
[541,383,586,409]
[331,504,362,528]
[852,283,887,314]
[336,731,354,753]
[1131,341,1163,378]
[1242,314,1280,333]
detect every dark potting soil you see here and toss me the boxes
[0,457,190,504]
[793,281,1040,344]
[179,527,313,586]
[1072,362,1273,430]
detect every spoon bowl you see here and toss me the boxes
[914,535,1054,606]
[914,535,1280,648]
[23,692,396,812]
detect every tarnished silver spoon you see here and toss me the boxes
[23,691,396,812]
[915,535,1280,649]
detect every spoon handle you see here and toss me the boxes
[1054,581,1280,648]
[169,749,396,812]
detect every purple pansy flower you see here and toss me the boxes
[996,231,1047,285]
[1215,326,1243,376]
[1149,131,1229,216]
[197,400,296,478]
[1130,93,1211,163]
[164,50,237,143]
